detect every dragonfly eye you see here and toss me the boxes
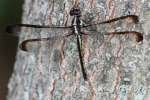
[70,8,81,16]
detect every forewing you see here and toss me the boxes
[81,15,142,42]
[82,15,139,29]
[5,24,72,37]
[5,24,73,52]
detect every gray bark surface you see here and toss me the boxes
[7,0,150,100]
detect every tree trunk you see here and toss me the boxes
[7,0,150,100]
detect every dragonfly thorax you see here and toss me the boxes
[72,17,82,35]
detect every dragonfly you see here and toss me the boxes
[6,6,143,80]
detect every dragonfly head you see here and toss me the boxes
[70,7,81,17]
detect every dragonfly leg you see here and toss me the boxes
[80,32,88,35]
[65,33,74,37]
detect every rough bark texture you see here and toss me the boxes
[7,0,150,100]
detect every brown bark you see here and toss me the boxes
[7,0,150,100]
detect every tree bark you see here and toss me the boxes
[7,0,150,100]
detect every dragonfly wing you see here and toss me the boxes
[104,31,143,42]
[81,15,139,34]
[5,24,72,38]
[20,34,74,52]
[4,24,74,52]
[81,30,143,43]
[82,15,139,28]
[81,15,142,42]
